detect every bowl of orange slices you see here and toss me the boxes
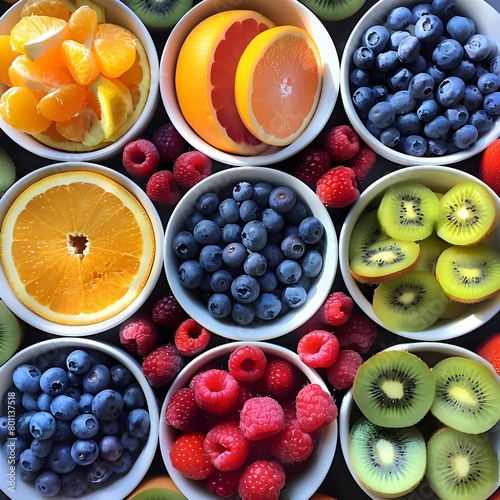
[159,0,340,166]
[0,0,159,162]
[0,162,164,336]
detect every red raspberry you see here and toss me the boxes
[203,421,250,471]
[479,137,500,196]
[239,397,286,441]
[173,150,212,188]
[206,468,242,498]
[263,359,297,399]
[476,332,500,375]
[295,383,338,434]
[323,124,360,162]
[334,313,378,354]
[118,314,159,356]
[269,417,314,463]
[316,166,360,208]
[169,431,214,480]
[151,122,187,163]
[321,291,354,326]
[291,146,331,189]
[164,387,203,431]
[145,170,180,205]
[228,345,267,382]
[345,143,376,182]
[193,369,240,415]
[297,330,340,368]
[141,343,183,387]
[238,460,286,500]
[326,348,363,390]
[174,318,211,357]
[152,293,188,329]
[122,139,160,178]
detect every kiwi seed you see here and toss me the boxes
[299,0,366,21]
[348,209,387,261]
[124,0,193,29]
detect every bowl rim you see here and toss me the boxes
[0,162,165,336]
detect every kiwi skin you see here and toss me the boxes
[124,0,193,29]
[300,0,366,21]
[0,300,23,367]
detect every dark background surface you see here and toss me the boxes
[0,0,499,498]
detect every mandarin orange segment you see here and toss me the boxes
[55,107,105,144]
[68,5,98,49]
[21,0,74,21]
[37,83,87,121]
[62,39,99,85]
[0,35,22,87]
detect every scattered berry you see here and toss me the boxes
[173,150,213,188]
[263,359,297,398]
[345,143,377,182]
[326,349,363,390]
[316,166,360,208]
[334,313,378,354]
[476,332,500,375]
[238,460,286,500]
[119,315,159,356]
[297,330,340,368]
[122,139,160,178]
[206,468,242,498]
[152,293,188,329]
[239,396,286,440]
[321,291,354,326]
[151,122,187,163]
[323,125,360,162]
[291,146,331,189]
[145,170,181,205]
[479,137,500,196]
[228,345,267,382]
[204,421,250,471]
[169,431,214,480]
[194,369,240,415]
[142,344,183,387]
[295,383,338,434]
[164,387,204,432]
[174,318,211,357]
[270,417,314,463]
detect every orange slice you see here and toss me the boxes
[234,25,322,146]
[21,0,74,21]
[68,5,98,49]
[37,83,87,121]
[0,35,22,87]
[0,170,155,325]
[62,39,99,85]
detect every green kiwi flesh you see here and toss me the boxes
[348,417,426,498]
[435,181,497,245]
[377,182,439,242]
[299,0,366,21]
[349,209,387,261]
[372,271,449,331]
[426,427,499,500]
[124,0,193,29]
[430,356,500,434]
[0,146,16,197]
[435,245,500,303]
[133,488,186,499]
[0,301,23,367]
[353,350,435,428]
[412,232,450,274]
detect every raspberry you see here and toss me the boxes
[291,146,331,189]
[345,143,376,182]
[476,332,500,375]
[193,369,240,415]
[326,348,363,390]
[151,122,187,163]
[334,313,378,354]
[145,170,180,205]
[479,137,500,196]
[295,383,338,434]
[173,150,212,188]
[228,345,267,382]
[141,343,183,387]
[203,421,250,471]
[164,387,203,431]
[122,139,160,178]
[169,431,214,480]
[152,293,188,328]
[269,417,314,463]
[174,318,211,357]
[321,291,354,326]
[297,330,340,368]
[118,314,159,356]
[316,166,360,208]
[206,468,242,498]
[239,396,286,441]
[263,359,297,399]
[323,124,360,162]
[238,460,286,500]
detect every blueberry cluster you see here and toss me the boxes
[172,181,325,325]
[0,348,150,496]
[350,0,500,157]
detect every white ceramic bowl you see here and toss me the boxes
[339,165,500,340]
[339,341,500,500]
[160,341,338,500]
[0,0,159,162]
[0,162,164,336]
[164,166,338,341]
[159,0,340,166]
[0,337,160,500]
[340,0,500,166]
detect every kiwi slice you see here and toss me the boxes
[299,0,366,21]
[430,356,500,434]
[350,238,420,283]
[0,146,15,197]
[372,271,449,331]
[0,300,23,366]
[439,299,464,319]
[353,350,435,428]
[435,245,500,303]
[124,0,193,29]
[435,180,497,245]
[348,417,426,498]
[349,209,387,261]
[426,427,499,500]
[413,232,451,274]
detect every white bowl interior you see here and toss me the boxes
[160,341,338,500]
[159,0,339,166]
[0,0,159,162]
[340,0,500,166]
[164,166,338,341]
[339,165,500,341]
[0,162,165,336]
[0,337,159,500]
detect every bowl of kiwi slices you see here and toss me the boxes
[339,341,500,500]
[339,165,500,341]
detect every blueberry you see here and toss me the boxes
[31,438,53,458]
[474,63,490,84]
[66,350,93,375]
[490,56,500,77]
[380,127,401,147]
[19,448,44,472]
[172,231,200,260]
[477,73,500,95]
[199,244,223,273]
[210,212,225,228]
[241,220,267,251]
[196,192,220,216]
[193,219,220,245]
[397,113,422,135]
[350,68,370,88]
[120,431,141,453]
[79,392,94,414]
[449,60,476,81]
[444,104,469,129]
[375,51,399,73]
[411,3,432,24]
[387,6,412,30]
[60,468,88,496]
[446,15,476,44]
[232,181,253,202]
[372,84,389,103]
[177,259,204,289]
[285,202,308,225]
[109,448,132,474]
[260,208,284,233]
[414,14,444,44]
[98,435,123,462]
[453,124,479,148]
[462,85,483,112]
[239,199,260,222]
[251,181,274,207]
[398,36,420,64]
[364,119,383,139]
[35,470,61,497]
[417,99,440,122]
[231,302,255,325]
[121,383,146,410]
[276,259,302,284]
[469,109,494,132]
[409,55,428,74]
[464,34,495,62]
[389,30,411,51]
[390,90,417,114]
[257,271,278,293]
[17,411,37,438]
[219,198,240,223]
[110,364,134,388]
[260,244,284,269]
[231,275,260,304]
[71,438,99,466]
[52,418,72,442]
[298,217,324,244]
[64,384,82,400]
[126,408,150,439]
[210,269,233,293]
[207,293,232,318]
[281,234,306,260]
[269,187,296,213]
[92,389,124,421]
[431,0,456,21]
[428,139,448,155]
[432,38,463,70]
[71,413,100,439]
[427,64,446,85]
[243,253,267,277]
[301,249,323,278]
[13,364,42,394]
[282,286,307,308]
[0,416,9,440]
[353,46,375,69]
[50,394,79,421]
[29,411,56,439]
[389,67,414,92]
[253,293,282,320]
[22,392,40,411]
[101,418,120,436]
[186,212,205,232]
[403,135,428,156]
[47,444,76,474]
[40,367,69,396]
[368,101,395,129]
[222,242,247,268]
[87,459,112,486]
[408,73,434,100]
[3,437,28,461]
[361,25,390,54]
[424,115,451,139]
[436,76,465,107]
[82,364,111,395]
[483,91,500,115]
[221,223,242,244]
[17,460,37,482]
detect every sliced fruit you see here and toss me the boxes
[62,39,99,85]
[124,0,192,30]
[0,146,16,196]
[21,0,74,20]
[299,0,366,22]
[37,83,87,122]
[55,107,105,145]
[0,300,23,367]
[68,4,99,48]
[76,0,105,23]
[348,209,387,261]
[0,35,22,87]
[413,232,451,274]
[125,474,186,499]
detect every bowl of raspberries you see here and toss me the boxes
[341,0,500,165]
[163,166,338,341]
[160,341,338,499]
[0,337,159,499]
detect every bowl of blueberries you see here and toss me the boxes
[163,166,338,341]
[0,337,159,499]
[341,0,500,165]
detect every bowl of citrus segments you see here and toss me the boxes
[0,162,164,336]
[159,0,340,166]
[0,0,159,162]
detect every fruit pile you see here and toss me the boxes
[349,349,500,499]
